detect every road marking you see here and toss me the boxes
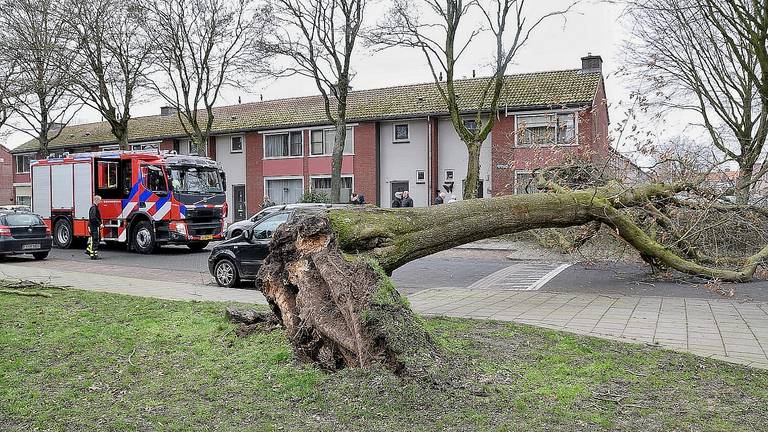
[466,262,571,291]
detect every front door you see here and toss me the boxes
[390,181,409,206]
[232,184,246,221]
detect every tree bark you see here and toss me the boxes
[329,122,347,203]
[253,182,768,374]
[462,141,482,200]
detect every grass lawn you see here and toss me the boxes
[1,286,766,431]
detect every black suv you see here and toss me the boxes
[209,205,349,287]
[208,210,292,287]
[0,210,53,260]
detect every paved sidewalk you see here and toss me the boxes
[2,263,766,370]
[409,288,768,369]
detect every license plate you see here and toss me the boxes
[200,235,213,241]
[22,244,40,250]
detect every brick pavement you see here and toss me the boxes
[1,262,766,370]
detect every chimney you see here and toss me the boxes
[160,106,178,116]
[580,53,603,74]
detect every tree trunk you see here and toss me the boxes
[462,141,481,200]
[253,183,768,373]
[329,123,346,204]
[735,163,754,204]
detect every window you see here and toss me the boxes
[310,128,354,155]
[142,165,168,193]
[4,213,44,226]
[514,171,533,195]
[187,140,198,156]
[463,119,480,134]
[131,143,158,151]
[15,155,31,173]
[254,212,291,236]
[445,169,454,182]
[416,169,426,184]
[517,113,576,146]
[97,161,119,190]
[311,177,353,190]
[265,132,302,158]
[265,178,303,204]
[394,124,409,142]
[16,195,31,207]
[231,136,243,153]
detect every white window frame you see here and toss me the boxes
[14,154,32,174]
[513,110,579,148]
[230,135,244,153]
[393,123,410,143]
[263,131,304,159]
[463,118,481,134]
[416,169,426,184]
[309,127,355,157]
[513,170,534,195]
[263,176,305,203]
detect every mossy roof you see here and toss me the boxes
[13,69,601,153]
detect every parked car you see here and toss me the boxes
[224,203,346,239]
[210,205,349,287]
[0,210,53,260]
[0,205,32,212]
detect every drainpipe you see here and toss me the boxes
[375,122,381,206]
[426,116,432,206]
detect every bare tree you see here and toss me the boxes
[624,0,767,203]
[261,0,366,203]
[0,58,17,131]
[143,0,261,155]
[371,0,575,200]
[61,0,153,150]
[0,0,81,157]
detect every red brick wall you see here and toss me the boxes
[352,122,377,204]
[160,138,175,152]
[245,132,263,215]
[208,136,217,160]
[0,146,14,205]
[491,115,516,195]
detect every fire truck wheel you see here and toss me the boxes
[54,219,74,249]
[187,241,209,252]
[214,258,239,288]
[132,221,156,254]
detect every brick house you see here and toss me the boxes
[11,55,609,221]
[0,144,14,206]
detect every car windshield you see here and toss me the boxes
[169,166,224,194]
[4,214,44,226]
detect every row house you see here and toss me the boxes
[10,55,610,221]
[0,144,13,206]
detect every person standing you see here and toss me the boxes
[351,192,365,205]
[434,191,446,205]
[87,195,102,260]
[401,190,414,207]
[391,191,403,208]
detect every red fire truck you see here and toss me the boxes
[31,150,227,253]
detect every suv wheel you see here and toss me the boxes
[214,258,239,288]
[54,219,73,249]
[132,221,156,254]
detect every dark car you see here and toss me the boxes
[0,210,53,260]
[209,205,351,287]
[208,210,293,287]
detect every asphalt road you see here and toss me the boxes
[3,243,767,301]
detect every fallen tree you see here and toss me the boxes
[251,180,768,374]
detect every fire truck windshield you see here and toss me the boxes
[168,166,224,194]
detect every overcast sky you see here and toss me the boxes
[3,1,633,151]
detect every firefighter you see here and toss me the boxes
[87,195,103,260]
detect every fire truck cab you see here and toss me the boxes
[31,150,227,253]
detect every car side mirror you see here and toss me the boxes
[243,228,254,241]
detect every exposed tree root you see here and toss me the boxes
[256,215,437,374]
